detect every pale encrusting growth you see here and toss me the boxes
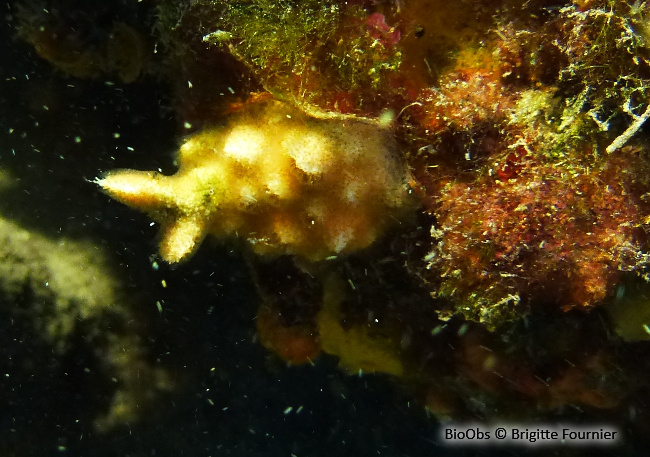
[98,99,415,263]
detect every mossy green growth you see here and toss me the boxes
[218,0,341,77]
[553,1,650,144]
[193,0,401,105]
[435,280,522,332]
[509,87,601,160]
[327,10,402,91]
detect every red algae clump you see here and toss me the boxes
[425,149,650,327]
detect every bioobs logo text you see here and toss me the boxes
[442,426,492,443]
[440,423,620,446]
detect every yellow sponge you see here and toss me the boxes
[97,99,415,263]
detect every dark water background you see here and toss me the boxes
[0,2,646,456]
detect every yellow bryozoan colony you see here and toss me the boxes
[97,99,414,263]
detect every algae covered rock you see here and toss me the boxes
[0,179,172,435]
